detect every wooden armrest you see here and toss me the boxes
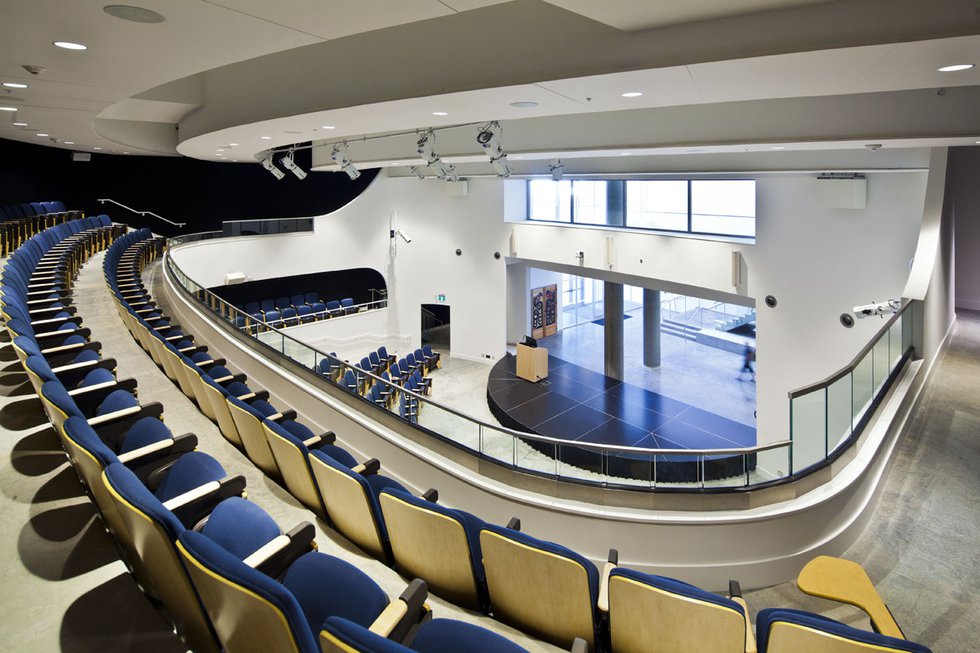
[597,548,619,613]
[731,596,756,653]
[352,458,380,476]
[117,438,175,464]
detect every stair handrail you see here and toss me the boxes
[96,198,186,227]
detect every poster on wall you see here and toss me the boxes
[544,284,557,336]
[531,287,544,340]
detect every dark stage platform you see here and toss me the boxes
[487,353,756,483]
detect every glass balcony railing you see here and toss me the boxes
[165,233,913,493]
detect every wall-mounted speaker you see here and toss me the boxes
[509,228,518,257]
[731,251,742,287]
[605,236,615,269]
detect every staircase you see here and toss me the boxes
[714,308,756,332]
[661,319,699,341]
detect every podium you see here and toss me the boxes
[516,344,548,382]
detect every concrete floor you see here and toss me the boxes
[1,250,976,651]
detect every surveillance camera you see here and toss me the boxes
[853,299,900,319]
[396,229,412,244]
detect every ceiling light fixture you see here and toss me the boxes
[477,120,511,178]
[937,64,974,72]
[12,122,27,126]
[330,142,360,180]
[510,101,538,108]
[260,135,272,140]
[229,143,238,147]
[93,146,101,150]
[622,92,643,98]
[416,129,458,182]
[620,152,632,156]
[37,133,49,137]
[53,41,88,50]
[322,125,335,130]
[281,150,308,180]
[432,111,449,116]
[103,5,165,23]
[0,107,17,112]
[64,141,75,144]
[2,82,28,89]
[260,156,285,180]
[411,166,426,180]
[771,146,785,150]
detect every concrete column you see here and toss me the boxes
[643,288,662,368]
[604,281,624,380]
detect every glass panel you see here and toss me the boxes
[654,451,703,489]
[479,424,519,467]
[690,180,756,237]
[557,441,605,484]
[625,180,688,231]
[872,335,890,393]
[415,400,481,453]
[528,180,572,222]
[791,388,826,473]
[571,181,608,225]
[888,317,903,369]
[852,350,874,425]
[751,446,791,483]
[902,307,912,353]
[702,452,752,488]
[605,448,653,487]
[826,373,852,453]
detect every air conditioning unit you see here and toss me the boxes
[815,174,866,209]
[224,272,246,285]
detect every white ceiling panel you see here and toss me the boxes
[541,0,835,31]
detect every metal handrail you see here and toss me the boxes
[788,299,911,399]
[97,198,186,227]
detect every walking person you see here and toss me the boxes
[739,342,756,382]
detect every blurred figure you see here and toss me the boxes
[739,342,756,382]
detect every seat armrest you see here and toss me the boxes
[422,488,439,503]
[731,596,756,653]
[248,521,316,579]
[117,438,177,465]
[90,402,165,443]
[69,378,138,413]
[249,390,270,402]
[597,548,619,613]
[167,474,247,529]
[570,637,589,653]
[505,517,521,531]
[353,458,381,476]
[268,409,297,423]
[319,430,336,445]
[370,578,430,642]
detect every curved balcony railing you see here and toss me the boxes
[164,231,913,493]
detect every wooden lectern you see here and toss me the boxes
[516,344,548,382]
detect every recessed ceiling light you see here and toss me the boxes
[229,143,238,146]
[232,159,238,162]
[2,82,28,89]
[93,146,102,150]
[432,111,448,116]
[771,146,785,150]
[53,41,88,50]
[12,121,27,126]
[938,64,974,72]
[0,107,17,112]
[216,148,225,152]
[622,92,643,98]
[322,125,336,130]
[123,151,129,154]
[103,5,165,23]
[510,101,538,108]
[64,141,75,144]
[260,136,272,140]
[620,152,632,156]
[36,133,49,137]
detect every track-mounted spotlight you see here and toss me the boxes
[416,129,458,181]
[330,142,360,180]
[410,166,426,180]
[549,159,564,181]
[477,121,511,178]
[281,151,307,180]
[260,156,285,180]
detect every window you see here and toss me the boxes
[626,180,688,231]
[526,178,756,240]
[691,180,756,237]
[528,179,571,222]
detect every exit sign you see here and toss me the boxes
[435,294,446,302]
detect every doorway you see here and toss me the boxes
[421,304,451,353]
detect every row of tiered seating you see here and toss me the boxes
[240,295,358,330]
[100,231,933,653]
[0,199,81,256]
[102,230,539,652]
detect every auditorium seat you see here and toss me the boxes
[326,299,343,317]
[176,499,424,653]
[421,345,441,372]
[290,293,307,309]
[479,521,600,650]
[308,450,407,563]
[39,379,163,441]
[604,565,755,653]
[755,609,932,653]
[379,487,489,611]
[275,296,292,311]
[341,297,355,314]
[226,395,289,478]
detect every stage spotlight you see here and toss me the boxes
[549,159,564,181]
[416,129,458,181]
[430,158,459,182]
[477,121,511,178]
[330,141,360,180]
[410,166,426,180]
[490,155,511,178]
[260,156,285,180]
[281,151,307,180]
